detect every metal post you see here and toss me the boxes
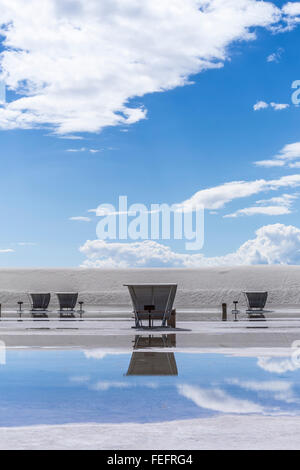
[222,303,227,321]
[232,301,239,322]
[17,302,23,322]
[79,301,84,321]
[0,303,1,321]
[144,305,155,329]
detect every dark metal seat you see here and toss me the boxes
[56,293,78,317]
[29,293,51,317]
[243,291,268,318]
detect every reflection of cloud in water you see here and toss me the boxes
[178,384,263,414]
[84,350,128,360]
[91,381,131,391]
[258,357,300,374]
[69,376,90,384]
[90,380,159,391]
[70,376,159,391]
[228,379,297,404]
[229,379,291,393]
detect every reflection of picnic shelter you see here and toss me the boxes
[126,335,178,376]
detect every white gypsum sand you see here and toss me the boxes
[0,415,300,450]
[0,266,300,309]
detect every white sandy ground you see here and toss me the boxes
[1,266,300,309]
[0,415,299,450]
[1,318,300,348]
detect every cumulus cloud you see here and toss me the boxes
[178,384,263,414]
[282,1,300,25]
[224,193,297,218]
[283,2,300,16]
[255,142,300,168]
[80,223,300,267]
[0,0,288,135]
[273,2,300,31]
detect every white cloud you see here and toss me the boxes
[0,0,286,135]
[58,135,84,140]
[66,148,87,153]
[66,148,100,153]
[225,205,292,218]
[178,384,263,414]
[69,376,90,384]
[255,159,285,167]
[0,249,14,253]
[224,193,297,218]
[85,350,108,360]
[89,207,135,217]
[276,142,300,160]
[80,239,183,268]
[229,378,297,404]
[229,379,292,393]
[84,349,129,360]
[253,101,289,111]
[254,101,269,111]
[255,142,300,168]
[267,47,284,62]
[91,381,131,391]
[175,174,300,211]
[80,223,300,267]
[69,216,91,222]
[257,194,298,205]
[258,357,300,374]
[282,2,300,17]
[270,102,289,110]
[276,2,300,31]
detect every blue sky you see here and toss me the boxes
[1,0,300,267]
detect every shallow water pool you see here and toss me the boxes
[0,342,299,426]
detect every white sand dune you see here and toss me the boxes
[0,266,300,308]
[0,415,299,450]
